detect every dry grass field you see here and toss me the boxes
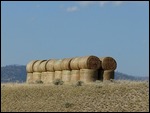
[1,80,149,112]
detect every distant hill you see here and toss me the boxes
[1,65,26,83]
[114,71,149,81]
[1,65,149,83]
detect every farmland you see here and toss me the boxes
[1,80,149,112]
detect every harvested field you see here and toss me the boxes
[1,80,149,112]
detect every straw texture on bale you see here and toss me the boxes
[103,70,114,80]
[32,72,42,83]
[79,56,101,69]
[38,60,49,72]
[33,60,46,72]
[26,73,33,83]
[41,72,54,83]
[80,69,98,83]
[54,71,62,80]
[54,59,63,71]
[99,57,117,70]
[26,60,38,73]
[70,70,80,82]
[70,57,80,70]
[46,59,57,72]
[62,70,71,82]
[61,58,72,70]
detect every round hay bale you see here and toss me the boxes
[80,69,98,83]
[62,70,71,82]
[103,70,114,80]
[54,59,63,71]
[38,60,49,72]
[32,72,41,83]
[70,70,80,83]
[61,58,72,70]
[99,57,117,70]
[41,72,55,84]
[46,59,57,72]
[26,73,33,83]
[26,60,38,73]
[54,71,62,80]
[33,60,46,72]
[70,57,80,70]
[79,56,101,69]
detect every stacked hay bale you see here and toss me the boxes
[78,56,101,83]
[32,60,46,83]
[39,60,54,84]
[26,55,116,84]
[54,59,63,80]
[61,58,72,83]
[98,57,117,81]
[26,60,38,83]
[45,59,56,83]
[69,56,101,83]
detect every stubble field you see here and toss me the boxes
[1,80,149,112]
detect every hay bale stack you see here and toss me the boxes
[54,59,63,71]
[103,70,114,80]
[39,60,49,72]
[99,57,117,70]
[46,59,57,72]
[61,58,72,70]
[26,73,33,83]
[62,70,71,82]
[79,56,101,69]
[70,57,80,70]
[70,70,80,83]
[80,69,98,83]
[41,72,54,83]
[26,60,38,73]
[54,71,62,80]
[33,60,46,72]
[32,72,42,83]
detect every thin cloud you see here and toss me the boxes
[66,6,79,12]
[64,1,147,12]
[78,1,125,7]
[78,1,147,6]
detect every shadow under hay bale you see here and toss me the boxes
[98,69,103,81]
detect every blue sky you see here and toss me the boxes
[1,1,149,76]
